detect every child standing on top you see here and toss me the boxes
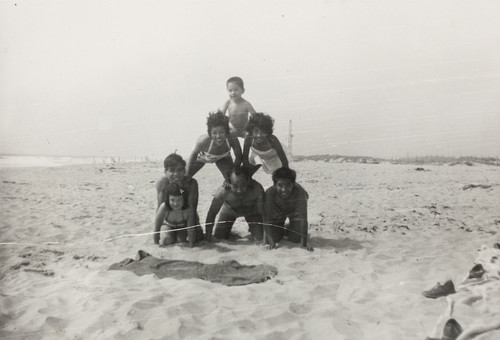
[186,111,242,181]
[243,112,289,175]
[217,76,256,138]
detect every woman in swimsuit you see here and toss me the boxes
[154,183,204,247]
[187,111,243,181]
[243,112,289,175]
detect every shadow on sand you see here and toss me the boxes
[308,236,366,251]
[201,233,259,252]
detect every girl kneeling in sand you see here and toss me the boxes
[186,111,243,181]
[154,183,204,247]
[243,113,289,175]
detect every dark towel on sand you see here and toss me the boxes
[109,250,278,286]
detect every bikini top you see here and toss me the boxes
[164,209,189,229]
[250,142,278,160]
[197,138,231,163]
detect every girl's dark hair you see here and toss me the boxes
[226,76,244,90]
[163,153,186,171]
[165,183,188,210]
[207,111,230,136]
[272,167,296,185]
[246,112,274,135]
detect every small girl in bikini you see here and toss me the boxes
[243,112,289,175]
[186,111,243,181]
[154,183,204,247]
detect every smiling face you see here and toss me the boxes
[275,178,294,200]
[251,127,267,145]
[165,165,185,184]
[209,126,228,146]
[168,195,184,211]
[227,82,244,100]
[229,173,250,196]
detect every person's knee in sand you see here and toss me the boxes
[264,167,313,251]
[205,165,265,242]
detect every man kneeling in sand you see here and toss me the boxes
[264,167,313,251]
[205,166,265,242]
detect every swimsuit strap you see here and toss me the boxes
[198,138,231,163]
[207,138,230,154]
[164,209,188,228]
[251,145,277,157]
[206,138,216,154]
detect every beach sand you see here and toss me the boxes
[1,161,499,339]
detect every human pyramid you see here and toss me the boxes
[154,77,312,251]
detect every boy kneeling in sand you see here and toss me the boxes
[205,166,265,242]
[264,167,313,251]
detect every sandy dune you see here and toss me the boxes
[1,161,499,339]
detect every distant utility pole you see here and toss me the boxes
[287,120,293,158]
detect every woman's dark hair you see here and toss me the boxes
[272,167,296,185]
[246,112,274,135]
[207,111,230,136]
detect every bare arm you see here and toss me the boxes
[186,208,196,247]
[295,186,311,250]
[255,183,265,217]
[268,135,289,168]
[246,101,256,115]
[154,203,167,244]
[218,100,230,114]
[186,135,207,178]
[252,183,268,246]
[156,177,167,209]
[263,188,277,248]
[187,178,199,211]
[204,187,226,241]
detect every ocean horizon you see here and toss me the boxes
[0,154,153,169]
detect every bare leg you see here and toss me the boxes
[214,204,236,239]
[246,213,264,241]
[187,160,205,178]
[248,164,261,176]
[176,229,188,243]
[215,156,234,181]
[286,219,302,243]
[267,218,286,243]
[188,214,204,246]
[288,212,312,250]
[161,226,177,245]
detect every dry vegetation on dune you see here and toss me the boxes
[294,154,500,167]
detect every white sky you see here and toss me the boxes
[1,0,499,159]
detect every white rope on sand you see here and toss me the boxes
[0,221,311,246]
